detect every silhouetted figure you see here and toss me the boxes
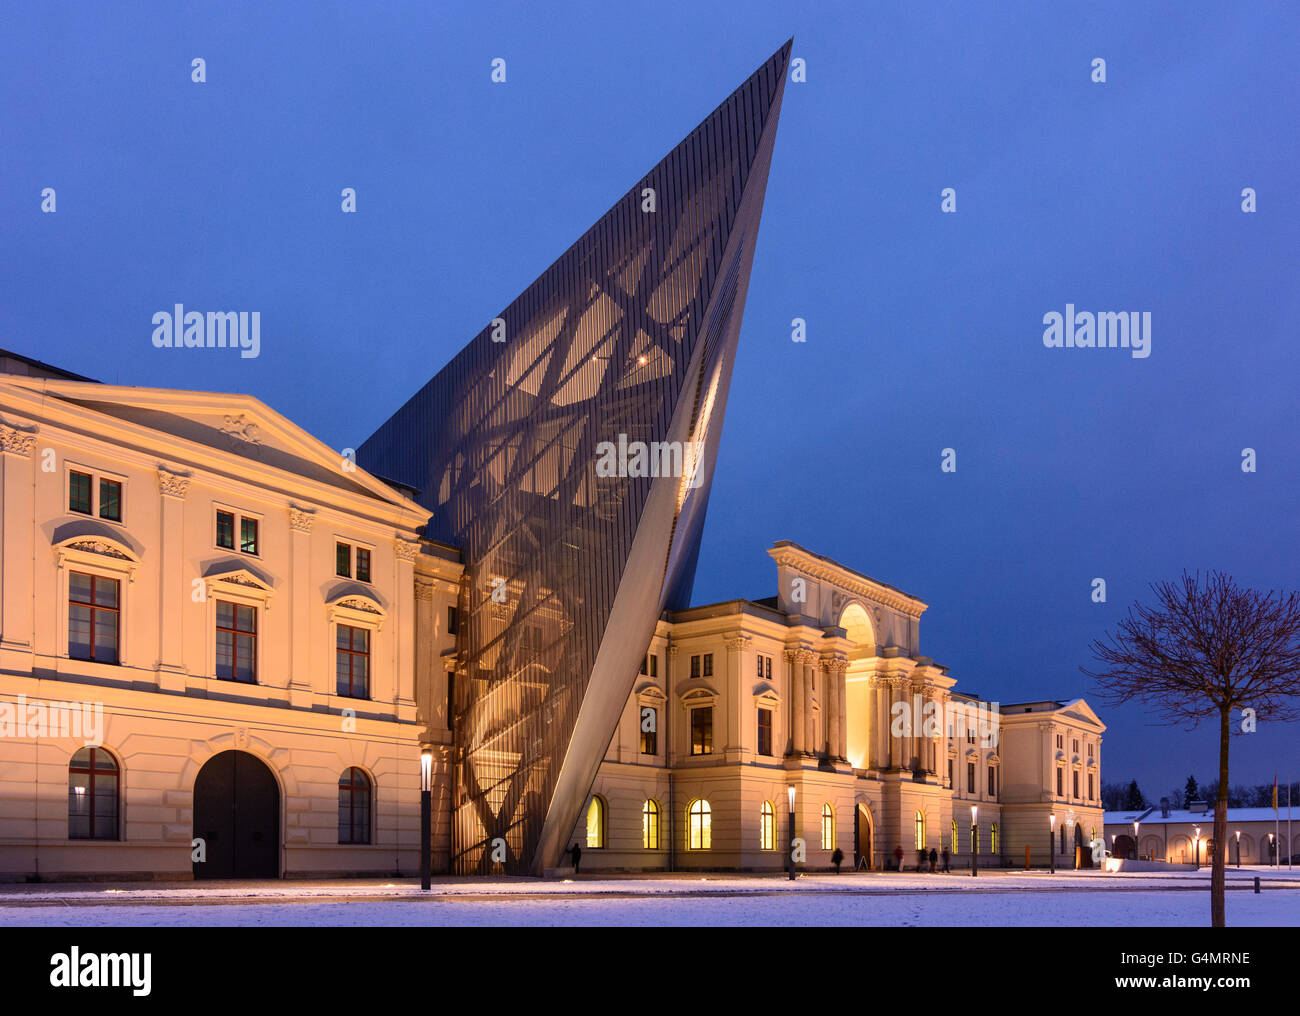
[929,848,938,873]
[894,845,904,871]
[569,842,581,874]
[831,847,844,874]
[941,849,950,872]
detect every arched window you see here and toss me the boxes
[586,796,605,848]
[914,810,926,850]
[760,801,776,850]
[688,799,711,850]
[68,747,119,840]
[822,804,835,850]
[642,799,660,850]
[951,819,958,853]
[991,822,999,854]
[338,768,372,844]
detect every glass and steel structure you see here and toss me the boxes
[360,41,792,874]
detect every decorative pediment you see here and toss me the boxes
[53,534,142,582]
[634,682,666,702]
[204,566,275,607]
[679,685,719,706]
[327,591,387,631]
[752,680,781,706]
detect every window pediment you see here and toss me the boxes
[680,686,719,707]
[327,590,387,631]
[54,533,142,582]
[752,681,781,706]
[204,564,275,608]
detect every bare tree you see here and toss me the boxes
[1083,571,1300,927]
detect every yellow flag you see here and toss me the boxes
[1273,775,1279,813]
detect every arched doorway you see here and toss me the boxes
[193,750,280,879]
[854,803,874,870]
[1113,833,1135,859]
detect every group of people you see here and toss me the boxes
[894,845,950,872]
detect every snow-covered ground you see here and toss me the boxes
[2,867,1296,926]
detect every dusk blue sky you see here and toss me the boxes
[4,1,1297,803]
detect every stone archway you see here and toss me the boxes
[193,750,280,879]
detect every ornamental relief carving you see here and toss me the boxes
[0,422,38,456]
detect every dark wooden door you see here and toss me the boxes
[193,750,279,879]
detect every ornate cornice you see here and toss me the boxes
[768,543,927,620]
[157,466,191,499]
[0,421,37,457]
[288,504,316,532]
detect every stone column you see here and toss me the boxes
[724,633,750,758]
[799,649,817,756]
[835,659,848,760]
[890,676,908,770]
[821,658,838,759]
[785,649,803,755]
[287,504,315,707]
[0,422,37,665]
[414,578,438,737]
[156,467,191,692]
[393,537,420,721]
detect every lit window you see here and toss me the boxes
[760,801,776,850]
[688,799,711,850]
[216,509,259,556]
[215,600,257,682]
[68,747,119,840]
[338,768,371,844]
[586,797,605,848]
[991,823,999,854]
[951,819,958,852]
[68,571,120,664]
[822,804,835,850]
[336,624,370,698]
[642,800,660,849]
[690,706,713,755]
[915,810,925,851]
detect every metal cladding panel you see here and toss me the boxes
[359,42,790,874]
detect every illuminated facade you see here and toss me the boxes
[360,43,793,874]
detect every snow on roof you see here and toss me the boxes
[1104,807,1290,825]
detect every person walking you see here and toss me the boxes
[929,847,938,873]
[893,845,904,871]
[569,842,582,875]
[941,848,950,873]
[831,847,844,874]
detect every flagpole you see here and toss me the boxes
[1274,774,1280,869]
[1289,777,1293,871]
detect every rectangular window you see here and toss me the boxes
[757,653,773,680]
[98,478,122,522]
[988,765,996,797]
[690,707,713,755]
[216,510,235,549]
[948,758,954,787]
[640,708,658,755]
[447,605,459,636]
[640,654,647,675]
[967,727,975,744]
[1073,770,1080,798]
[702,653,713,677]
[1057,767,1064,796]
[336,542,351,578]
[690,654,700,679]
[967,762,975,793]
[68,572,120,664]
[69,471,93,515]
[1088,773,1095,800]
[336,624,370,698]
[1072,738,1079,755]
[217,509,259,555]
[757,708,772,756]
[215,601,257,683]
[355,548,371,583]
[1055,733,1063,749]
[648,653,657,678]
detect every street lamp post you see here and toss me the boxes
[420,747,432,892]
[1269,832,1275,867]
[1133,820,1140,861]
[787,785,797,881]
[1049,814,1055,875]
[971,805,978,877]
[1194,827,1201,870]
[1235,830,1241,868]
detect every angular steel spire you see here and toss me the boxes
[361,41,792,874]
